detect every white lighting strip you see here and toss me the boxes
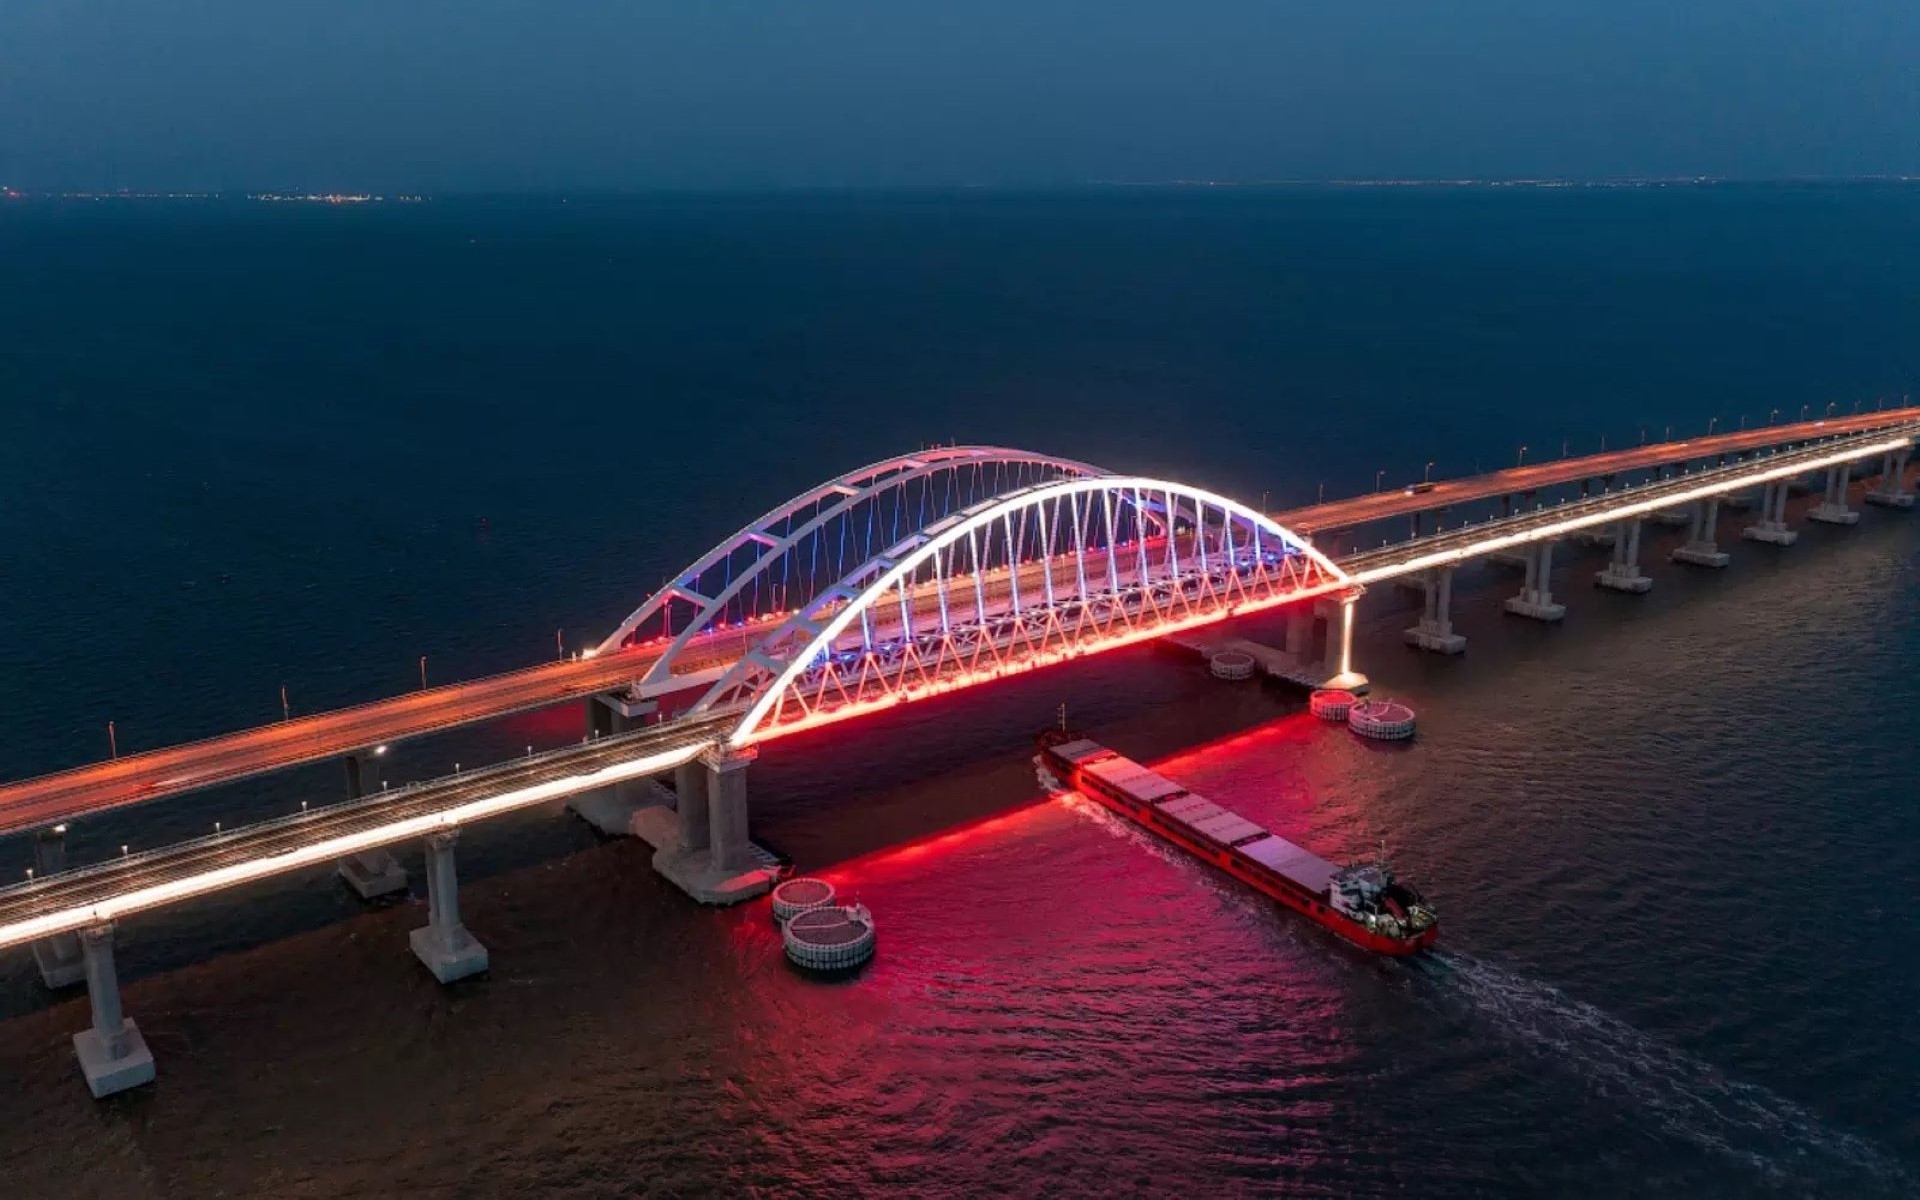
[0,740,712,951]
[1346,434,1914,587]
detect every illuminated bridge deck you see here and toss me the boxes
[0,714,735,951]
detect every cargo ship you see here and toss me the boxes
[1038,730,1438,955]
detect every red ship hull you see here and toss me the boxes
[1047,744,1438,956]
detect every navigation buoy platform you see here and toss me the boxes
[771,876,835,924]
[1209,649,1256,680]
[783,904,877,972]
[1347,698,1417,740]
[1309,688,1356,722]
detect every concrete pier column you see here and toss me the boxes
[1743,481,1799,545]
[1504,541,1566,621]
[1809,463,1861,525]
[1672,496,1729,567]
[1866,448,1916,508]
[568,691,668,836]
[1597,519,1652,593]
[337,754,408,900]
[649,743,776,905]
[409,829,489,983]
[71,923,155,1098]
[31,827,85,988]
[1403,566,1466,654]
[704,745,756,874]
[674,758,711,854]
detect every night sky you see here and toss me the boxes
[2,1,1915,190]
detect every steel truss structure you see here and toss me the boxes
[597,447,1107,687]
[685,475,1350,744]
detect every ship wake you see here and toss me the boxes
[1426,950,1913,1193]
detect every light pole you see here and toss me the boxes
[1707,417,1717,436]
[1560,437,1569,459]
[1374,468,1386,492]
[1799,404,1809,421]
[1516,445,1528,468]
[107,721,117,760]
[1423,460,1435,484]
[556,628,565,660]
[419,655,428,690]
[1738,414,1747,430]
[281,685,290,722]
[1770,408,1780,425]
[1826,401,1837,417]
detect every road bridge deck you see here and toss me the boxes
[0,715,735,951]
[2,409,1912,841]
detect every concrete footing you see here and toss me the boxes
[410,830,488,983]
[568,775,677,838]
[1807,503,1860,526]
[1672,544,1731,567]
[72,923,154,1098]
[337,850,408,900]
[1865,489,1915,509]
[1595,565,1652,592]
[34,937,86,989]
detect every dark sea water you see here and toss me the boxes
[1,187,1917,1197]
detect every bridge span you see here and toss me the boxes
[4,410,1916,1096]
[3,408,1914,839]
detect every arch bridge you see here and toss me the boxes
[599,448,1354,745]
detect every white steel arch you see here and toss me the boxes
[690,476,1351,745]
[596,447,1109,685]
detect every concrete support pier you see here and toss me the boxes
[652,745,779,905]
[1503,541,1565,621]
[336,755,407,899]
[1808,464,1861,526]
[1595,519,1652,593]
[409,829,489,983]
[568,691,666,836]
[72,923,155,1098]
[1404,566,1466,654]
[1671,497,1730,567]
[31,827,85,988]
[1743,481,1799,545]
[1865,449,1915,509]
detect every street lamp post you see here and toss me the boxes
[1423,460,1435,484]
[1707,417,1718,436]
[1516,445,1528,468]
[419,655,428,690]
[1374,468,1386,492]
